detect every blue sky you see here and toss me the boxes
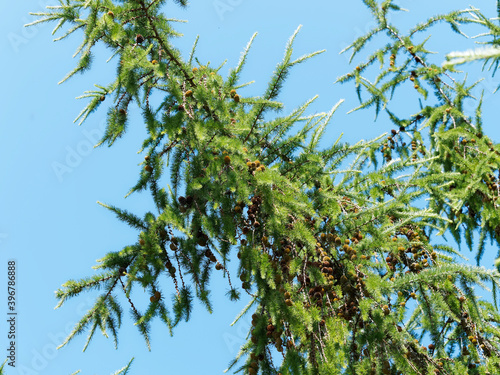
[1,0,500,374]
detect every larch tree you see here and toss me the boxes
[26,0,500,374]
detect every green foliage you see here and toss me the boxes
[29,0,500,374]
[111,358,134,375]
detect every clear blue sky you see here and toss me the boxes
[1,1,500,374]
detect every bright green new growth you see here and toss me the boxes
[28,0,500,374]
[68,358,134,375]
